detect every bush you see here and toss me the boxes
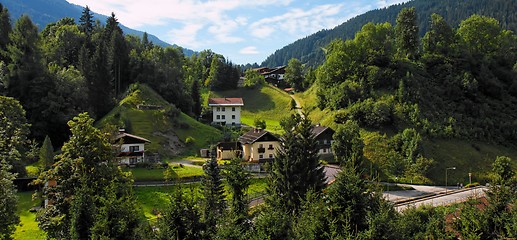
[135,162,153,168]
[185,136,195,145]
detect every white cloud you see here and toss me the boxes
[66,0,294,47]
[249,3,346,39]
[167,23,204,48]
[376,0,407,8]
[240,46,260,55]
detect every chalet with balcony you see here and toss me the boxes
[311,125,335,159]
[114,129,150,165]
[238,129,279,163]
[208,98,244,126]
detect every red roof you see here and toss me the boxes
[208,98,244,106]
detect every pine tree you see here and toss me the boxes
[395,7,419,59]
[224,157,250,219]
[266,113,326,213]
[38,135,54,171]
[0,4,12,62]
[78,6,94,37]
[201,148,225,237]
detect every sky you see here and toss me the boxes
[66,0,406,64]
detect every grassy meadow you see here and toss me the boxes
[209,84,294,134]
[14,192,46,240]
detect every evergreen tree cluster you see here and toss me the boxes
[0,4,240,148]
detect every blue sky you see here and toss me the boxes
[66,0,406,64]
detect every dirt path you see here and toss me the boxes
[289,94,304,118]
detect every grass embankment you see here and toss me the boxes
[134,178,268,221]
[209,84,293,134]
[294,84,337,129]
[98,84,222,158]
[423,139,517,185]
[14,192,46,240]
[126,165,204,182]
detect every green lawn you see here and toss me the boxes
[125,165,204,182]
[423,139,517,185]
[14,192,46,240]
[210,84,293,134]
[134,177,268,221]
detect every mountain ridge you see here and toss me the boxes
[261,0,517,67]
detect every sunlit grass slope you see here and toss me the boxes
[98,84,223,158]
[210,84,294,133]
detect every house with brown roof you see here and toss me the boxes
[208,98,244,126]
[238,128,280,162]
[311,125,335,159]
[114,129,151,165]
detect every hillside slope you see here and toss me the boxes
[209,84,294,133]
[1,0,195,56]
[98,84,222,158]
[262,0,517,67]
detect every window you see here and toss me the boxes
[268,144,274,150]
[216,107,220,111]
[222,107,225,112]
[323,139,327,144]
[129,157,138,164]
[129,146,140,152]
[216,115,220,120]
[232,115,235,119]
[323,148,327,153]
[269,154,273,159]
[222,115,226,119]
[232,107,236,111]
[259,154,264,159]
[259,144,263,148]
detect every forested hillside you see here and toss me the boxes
[301,6,517,184]
[0,0,195,55]
[262,0,517,67]
[0,3,239,159]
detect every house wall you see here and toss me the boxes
[120,143,145,153]
[119,143,145,165]
[218,149,241,160]
[212,106,241,126]
[243,141,279,161]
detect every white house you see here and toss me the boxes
[208,98,244,126]
[114,130,151,165]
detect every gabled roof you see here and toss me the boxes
[311,125,334,138]
[217,142,242,150]
[266,66,286,74]
[239,129,279,144]
[114,132,151,143]
[208,98,244,106]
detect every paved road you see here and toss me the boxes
[388,186,487,212]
